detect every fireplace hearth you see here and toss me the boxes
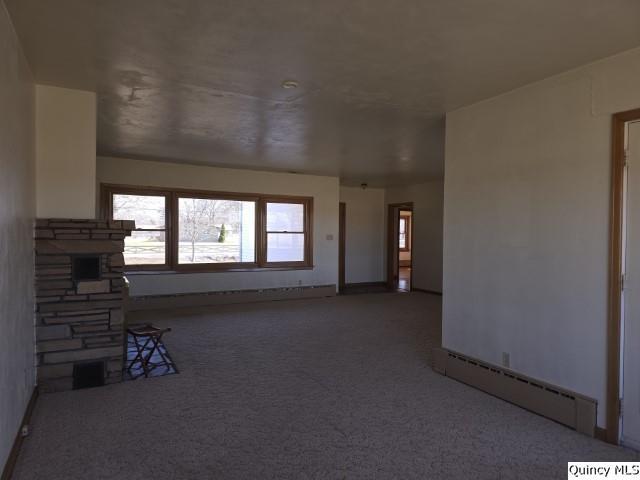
[34,219,134,392]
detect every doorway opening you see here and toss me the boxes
[607,108,640,446]
[339,202,346,293]
[387,202,413,292]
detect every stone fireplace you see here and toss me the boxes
[34,219,134,392]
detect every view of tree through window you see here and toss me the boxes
[106,185,312,270]
[178,198,255,264]
[112,194,167,265]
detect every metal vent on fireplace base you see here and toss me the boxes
[73,361,105,390]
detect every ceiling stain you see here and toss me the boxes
[6,0,640,186]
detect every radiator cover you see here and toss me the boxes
[432,348,597,436]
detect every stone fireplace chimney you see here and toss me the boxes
[34,219,134,392]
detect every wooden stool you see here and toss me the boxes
[127,324,172,377]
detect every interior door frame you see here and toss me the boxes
[387,202,413,290]
[607,108,640,444]
[339,202,346,292]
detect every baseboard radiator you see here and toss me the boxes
[432,348,597,437]
[127,284,336,311]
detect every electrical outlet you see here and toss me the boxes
[502,352,510,368]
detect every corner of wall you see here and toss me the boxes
[35,85,97,219]
[0,4,37,473]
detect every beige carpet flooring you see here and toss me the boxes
[13,293,638,479]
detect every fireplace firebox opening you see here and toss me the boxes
[72,255,101,282]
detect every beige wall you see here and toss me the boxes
[443,46,640,428]
[0,4,36,472]
[386,182,444,292]
[97,157,340,296]
[36,85,96,219]
[339,186,385,284]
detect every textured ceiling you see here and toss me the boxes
[6,0,640,186]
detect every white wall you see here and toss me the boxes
[443,46,640,428]
[36,85,96,219]
[386,182,444,293]
[339,186,385,284]
[0,3,36,472]
[97,157,339,296]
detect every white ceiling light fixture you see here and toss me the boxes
[281,79,299,89]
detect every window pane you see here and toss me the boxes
[124,231,166,265]
[399,233,406,249]
[113,194,165,229]
[267,233,304,262]
[266,203,304,232]
[178,198,255,264]
[399,218,406,234]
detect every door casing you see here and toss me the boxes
[607,108,640,444]
[387,202,413,290]
[339,202,346,292]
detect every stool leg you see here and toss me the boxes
[154,333,171,370]
[142,336,159,373]
[127,335,146,372]
[138,336,155,377]
[129,335,153,377]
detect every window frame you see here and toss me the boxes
[399,213,411,252]
[102,185,172,271]
[173,190,261,272]
[101,184,313,273]
[260,197,313,268]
